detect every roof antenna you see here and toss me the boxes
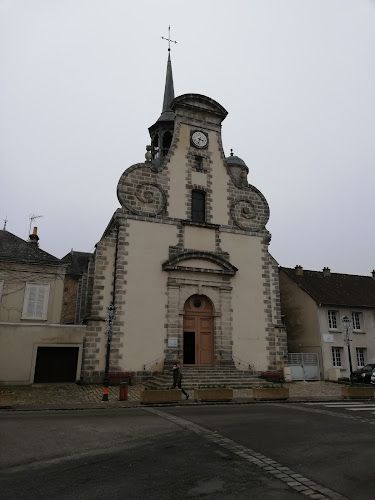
[3,215,8,230]
[28,214,43,238]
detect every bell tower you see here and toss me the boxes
[149,27,176,160]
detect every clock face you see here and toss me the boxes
[191,130,208,148]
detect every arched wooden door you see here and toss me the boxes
[183,295,214,366]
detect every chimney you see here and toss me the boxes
[295,265,303,276]
[29,227,39,247]
[372,270,375,280]
[323,267,331,277]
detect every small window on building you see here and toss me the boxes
[332,347,342,367]
[356,348,366,368]
[328,310,338,330]
[195,155,203,171]
[352,312,364,332]
[191,190,206,222]
[22,283,50,320]
[161,131,172,156]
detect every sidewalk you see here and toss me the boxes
[0,381,345,411]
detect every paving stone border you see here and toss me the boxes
[145,407,349,500]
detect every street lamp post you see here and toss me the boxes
[102,303,115,402]
[341,315,353,381]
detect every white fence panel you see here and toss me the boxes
[288,353,320,381]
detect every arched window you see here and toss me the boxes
[162,131,172,156]
[191,190,206,222]
[152,134,159,159]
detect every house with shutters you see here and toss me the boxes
[0,228,85,385]
[78,51,287,383]
[279,266,375,379]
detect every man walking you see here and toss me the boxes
[172,362,189,400]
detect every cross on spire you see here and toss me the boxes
[161,25,177,52]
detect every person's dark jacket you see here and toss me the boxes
[173,367,182,385]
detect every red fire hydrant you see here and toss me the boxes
[119,380,129,401]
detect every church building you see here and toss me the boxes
[80,51,287,383]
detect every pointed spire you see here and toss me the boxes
[162,53,175,114]
[148,28,177,156]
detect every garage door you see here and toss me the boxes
[34,346,79,383]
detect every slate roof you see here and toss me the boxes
[61,251,91,275]
[0,229,63,266]
[281,267,375,308]
[226,154,247,167]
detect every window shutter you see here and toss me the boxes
[23,283,50,319]
[34,286,47,318]
[26,285,37,317]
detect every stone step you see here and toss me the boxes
[148,374,261,380]
[143,368,270,389]
[177,375,258,378]
[144,382,267,389]
[143,369,271,388]
[165,367,241,371]
[161,370,257,375]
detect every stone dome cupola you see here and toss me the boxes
[226,149,249,186]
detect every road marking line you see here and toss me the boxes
[322,403,375,408]
[345,407,375,411]
[144,407,348,500]
[305,402,373,406]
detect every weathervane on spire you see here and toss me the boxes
[161,25,177,52]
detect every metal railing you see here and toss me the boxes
[143,356,165,371]
[232,355,254,370]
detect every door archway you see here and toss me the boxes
[183,295,214,366]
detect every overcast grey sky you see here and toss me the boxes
[1,0,374,275]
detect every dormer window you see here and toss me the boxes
[191,190,206,222]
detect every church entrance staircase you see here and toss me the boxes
[143,366,269,389]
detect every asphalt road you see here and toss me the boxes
[0,403,374,499]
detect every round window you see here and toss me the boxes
[193,298,202,308]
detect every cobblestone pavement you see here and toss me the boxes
[0,380,344,409]
[284,381,342,399]
[1,383,145,406]
[236,381,342,401]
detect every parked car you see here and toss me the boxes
[371,370,375,385]
[350,364,375,384]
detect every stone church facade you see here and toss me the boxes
[80,56,287,382]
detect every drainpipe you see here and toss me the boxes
[79,336,86,384]
[316,305,324,380]
[102,221,120,402]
